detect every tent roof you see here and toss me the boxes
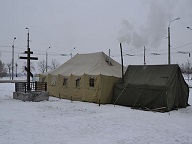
[124,64,182,86]
[49,52,123,77]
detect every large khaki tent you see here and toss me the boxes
[39,52,123,103]
[113,64,189,112]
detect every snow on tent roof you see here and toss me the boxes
[49,52,123,77]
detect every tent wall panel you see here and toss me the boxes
[47,74,60,98]
[82,74,100,103]
[99,75,120,104]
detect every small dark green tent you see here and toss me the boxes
[113,64,189,112]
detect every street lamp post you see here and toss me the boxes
[168,17,180,65]
[46,47,51,72]
[187,27,192,58]
[187,27,192,57]
[12,37,16,80]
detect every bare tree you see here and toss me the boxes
[38,59,46,73]
[0,60,7,78]
[180,63,185,73]
[21,62,35,75]
[49,59,60,70]
[185,60,191,81]
[180,60,192,81]
[6,62,11,79]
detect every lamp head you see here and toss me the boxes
[25,28,29,33]
[46,47,51,51]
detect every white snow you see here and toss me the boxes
[0,81,192,144]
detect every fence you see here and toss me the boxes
[15,82,47,93]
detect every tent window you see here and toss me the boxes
[63,78,68,85]
[89,77,95,87]
[76,77,81,87]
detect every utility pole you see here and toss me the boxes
[144,46,146,65]
[12,37,16,80]
[46,51,48,72]
[108,49,111,65]
[15,62,18,77]
[46,47,50,72]
[168,26,171,65]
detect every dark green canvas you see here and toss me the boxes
[113,64,189,112]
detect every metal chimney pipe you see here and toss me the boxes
[108,49,111,65]
[120,43,124,83]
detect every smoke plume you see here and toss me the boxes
[118,1,174,49]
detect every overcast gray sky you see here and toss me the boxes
[0,0,192,73]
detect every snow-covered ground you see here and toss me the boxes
[0,80,192,144]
